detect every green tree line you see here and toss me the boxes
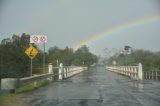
[107,49,160,71]
[0,33,98,79]
[48,45,98,67]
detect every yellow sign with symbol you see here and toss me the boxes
[25,45,38,59]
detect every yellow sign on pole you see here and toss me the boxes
[25,45,38,59]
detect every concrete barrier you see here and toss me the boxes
[1,78,18,90]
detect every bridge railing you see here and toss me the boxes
[1,64,87,93]
[143,70,160,80]
[63,66,87,79]
[50,64,87,80]
[106,63,143,80]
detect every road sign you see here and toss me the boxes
[30,35,47,43]
[25,45,38,59]
[31,36,39,43]
[40,36,47,43]
[30,35,47,74]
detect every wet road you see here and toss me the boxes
[19,66,160,106]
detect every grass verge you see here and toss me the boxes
[17,80,51,93]
[0,94,16,102]
[0,79,51,103]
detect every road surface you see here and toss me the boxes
[9,66,160,106]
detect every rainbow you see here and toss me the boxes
[74,15,160,50]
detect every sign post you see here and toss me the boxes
[57,59,59,67]
[25,44,38,76]
[43,42,45,73]
[30,35,47,74]
[39,36,47,73]
[31,58,33,76]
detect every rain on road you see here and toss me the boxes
[14,66,160,106]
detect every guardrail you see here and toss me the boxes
[143,71,160,80]
[61,67,87,80]
[1,64,87,93]
[106,63,143,80]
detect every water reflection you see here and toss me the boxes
[133,81,144,92]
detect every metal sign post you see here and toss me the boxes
[30,35,47,74]
[25,44,38,76]
[31,58,33,76]
[57,59,59,67]
[43,42,45,74]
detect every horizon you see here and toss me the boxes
[0,0,160,56]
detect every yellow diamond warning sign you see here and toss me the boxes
[25,45,38,59]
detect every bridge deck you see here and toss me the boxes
[8,66,160,106]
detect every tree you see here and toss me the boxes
[73,45,98,66]
[47,45,98,67]
[0,33,44,78]
[107,49,160,71]
[61,47,74,66]
[0,34,28,78]
[48,46,63,66]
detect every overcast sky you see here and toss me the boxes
[0,0,160,56]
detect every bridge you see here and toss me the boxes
[1,65,160,106]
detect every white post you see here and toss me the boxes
[59,63,63,80]
[138,63,143,80]
[152,71,153,80]
[48,63,53,74]
[145,72,147,79]
[66,68,68,78]
[64,68,67,78]
[156,71,158,80]
[47,63,53,81]
[128,67,130,77]
[130,67,133,78]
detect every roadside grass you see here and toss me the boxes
[17,80,51,93]
[0,80,51,103]
[0,94,16,102]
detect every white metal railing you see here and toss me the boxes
[1,64,87,93]
[106,63,143,80]
[63,66,87,78]
[57,66,87,80]
[143,71,160,80]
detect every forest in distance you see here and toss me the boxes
[0,33,160,79]
[0,33,98,79]
[107,47,160,71]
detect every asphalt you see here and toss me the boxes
[10,66,160,106]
